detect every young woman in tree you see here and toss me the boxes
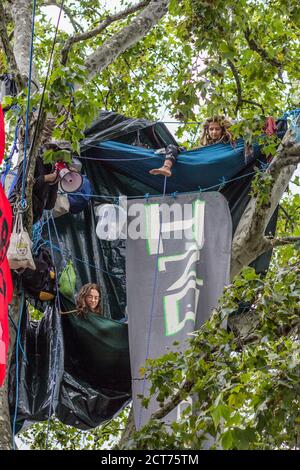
[149,115,233,178]
[76,283,102,317]
[199,115,233,146]
[149,143,180,178]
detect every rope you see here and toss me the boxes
[32,216,48,254]
[49,212,67,266]
[29,0,65,159]
[12,291,25,448]
[138,176,167,429]
[40,237,121,278]
[21,0,38,205]
[57,167,265,201]
[79,153,158,161]
[45,213,61,449]
[49,212,77,304]
[0,120,20,185]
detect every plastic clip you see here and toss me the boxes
[198,186,203,200]
[218,176,227,191]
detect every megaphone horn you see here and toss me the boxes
[54,161,83,193]
[59,168,83,193]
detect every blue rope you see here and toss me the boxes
[40,237,121,278]
[138,176,167,429]
[58,168,264,201]
[79,152,158,161]
[49,212,78,302]
[21,0,37,205]
[12,291,25,448]
[32,217,48,254]
[49,212,67,267]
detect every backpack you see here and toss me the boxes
[21,248,56,301]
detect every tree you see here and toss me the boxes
[0,0,299,450]
[0,0,171,450]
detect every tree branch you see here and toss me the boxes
[264,236,300,249]
[83,0,170,82]
[151,380,194,421]
[0,1,24,90]
[61,0,152,65]
[227,59,242,114]
[241,99,265,114]
[231,119,300,278]
[42,0,84,33]
[244,27,283,68]
[227,59,264,114]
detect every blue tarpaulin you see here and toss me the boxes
[82,138,260,194]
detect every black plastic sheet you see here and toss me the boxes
[9,297,131,431]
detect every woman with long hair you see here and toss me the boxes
[199,115,233,147]
[75,283,101,317]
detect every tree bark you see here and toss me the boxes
[11,0,39,85]
[231,126,300,278]
[84,0,170,81]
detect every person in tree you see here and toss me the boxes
[149,115,233,178]
[199,115,233,146]
[76,283,101,317]
[149,144,180,178]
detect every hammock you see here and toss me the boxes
[9,296,131,431]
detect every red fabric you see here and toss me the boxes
[0,107,13,387]
[0,258,12,385]
[264,116,277,136]
[0,104,5,163]
[0,258,12,386]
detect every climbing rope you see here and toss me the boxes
[0,119,20,185]
[12,291,25,449]
[45,213,62,449]
[29,0,65,159]
[21,0,38,207]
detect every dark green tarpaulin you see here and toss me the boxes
[9,296,131,430]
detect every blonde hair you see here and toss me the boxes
[199,115,233,146]
[76,283,101,317]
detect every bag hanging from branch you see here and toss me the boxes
[58,259,76,300]
[53,193,70,218]
[7,210,36,271]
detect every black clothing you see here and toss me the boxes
[9,156,58,224]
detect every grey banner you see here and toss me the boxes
[126,192,232,429]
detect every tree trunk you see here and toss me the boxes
[0,294,19,450]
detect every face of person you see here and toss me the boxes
[208,122,222,142]
[85,288,100,311]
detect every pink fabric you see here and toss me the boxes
[264,116,277,136]
[0,105,13,387]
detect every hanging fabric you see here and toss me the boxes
[9,295,131,430]
[52,193,70,218]
[0,103,13,387]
